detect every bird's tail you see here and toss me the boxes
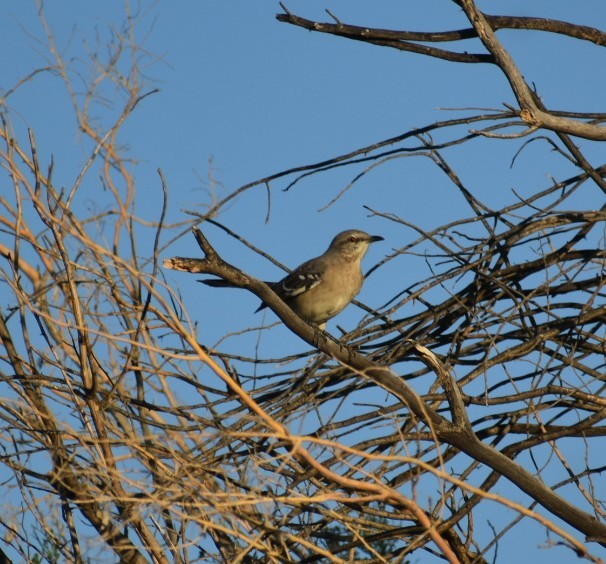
[200,278,269,313]
[198,279,237,288]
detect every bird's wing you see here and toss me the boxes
[279,261,324,297]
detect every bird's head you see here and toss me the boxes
[329,229,384,261]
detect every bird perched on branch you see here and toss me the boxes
[201,229,383,329]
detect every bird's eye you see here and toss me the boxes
[348,236,357,243]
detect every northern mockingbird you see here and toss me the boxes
[201,229,383,329]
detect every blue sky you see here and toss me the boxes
[2,1,605,561]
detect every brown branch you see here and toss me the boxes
[277,4,606,141]
[275,12,493,64]
[0,311,150,563]
[459,0,606,140]
[276,11,606,47]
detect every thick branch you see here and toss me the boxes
[459,0,606,140]
[277,4,606,140]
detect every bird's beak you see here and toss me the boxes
[369,235,384,243]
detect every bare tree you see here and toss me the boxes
[1,1,605,562]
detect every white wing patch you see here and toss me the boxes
[281,272,322,297]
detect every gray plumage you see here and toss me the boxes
[201,229,383,329]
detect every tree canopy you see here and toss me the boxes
[1,1,605,562]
